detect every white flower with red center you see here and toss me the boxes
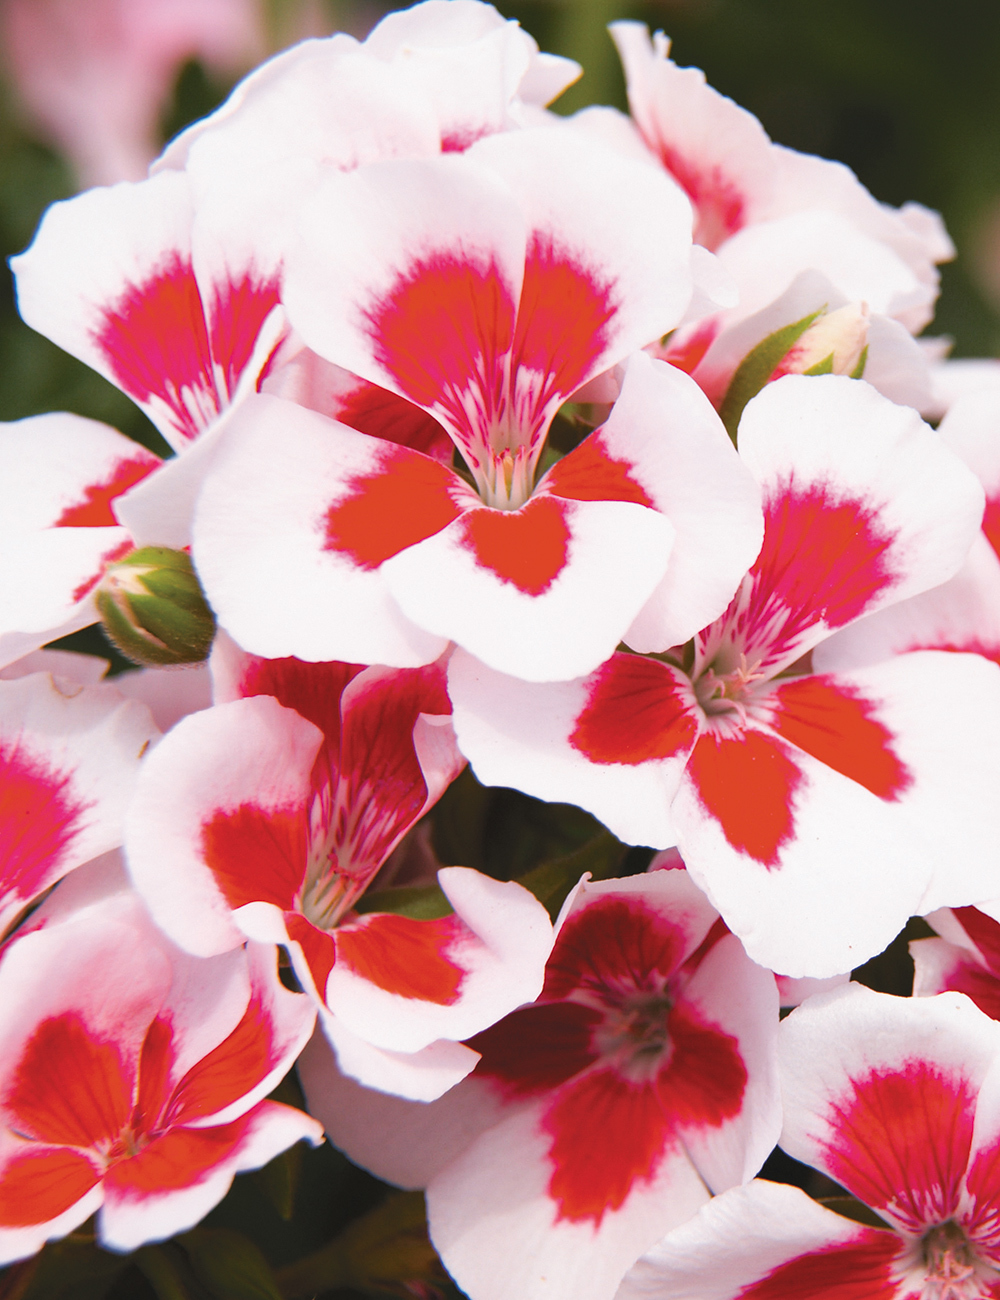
[616,983,1000,1300]
[190,126,763,679]
[0,669,158,944]
[125,647,554,1100]
[449,373,1000,976]
[0,888,319,1263]
[299,867,780,1300]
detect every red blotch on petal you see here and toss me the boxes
[130,1017,175,1136]
[237,657,362,760]
[105,1113,253,1196]
[324,449,463,570]
[165,996,274,1127]
[54,455,159,527]
[662,320,719,375]
[571,653,699,765]
[70,537,133,604]
[930,954,1000,1024]
[982,498,1000,564]
[954,907,1000,980]
[460,496,570,595]
[470,1001,602,1099]
[686,728,803,868]
[201,802,308,912]
[544,895,689,1002]
[821,1062,976,1231]
[0,742,90,915]
[6,1013,133,1149]
[334,912,466,1005]
[736,1231,903,1300]
[336,379,452,461]
[0,1147,100,1227]
[654,145,746,251]
[208,272,281,398]
[285,912,337,1001]
[545,431,655,507]
[655,999,747,1129]
[769,675,912,800]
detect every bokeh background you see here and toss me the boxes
[3,0,1000,458]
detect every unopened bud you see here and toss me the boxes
[771,302,870,380]
[95,546,216,666]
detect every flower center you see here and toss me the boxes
[594,990,673,1080]
[693,653,768,725]
[919,1222,999,1300]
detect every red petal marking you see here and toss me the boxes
[284,912,337,1001]
[334,912,466,1005]
[469,1001,603,1099]
[735,1231,903,1300]
[954,907,1000,980]
[0,1148,100,1227]
[769,675,912,800]
[686,729,803,868]
[544,1069,671,1224]
[104,1112,253,1196]
[651,143,746,251]
[164,995,273,1127]
[237,658,363,759]
[361,251,515,444]
[69,536,133,604]
[820,1062,976,1231]
[208,272,281,398]
[663,320,720,375]
[960,1129,1000,1242]
[5,1013,133,1148]
[92,254,216,442]
[459,496,570,595]
[544,430,655,507]
[929,954,1000,1024]
[54,454,159,527]
[510,234,617,432]
[570,653,699,765]
[130,1017,174,1137]
[734,483,898,667]
[335,378,453,461]
[323,447,463,570]
[200,802,308,912]
[543,895,690,1002]
[0,740,90,913]
[983,499,1000,564]
[655,999,747,1128]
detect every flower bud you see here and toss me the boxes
[770,301,870,380]
[95,546,216,666]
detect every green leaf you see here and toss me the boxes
[516,829,629,921]
[252,1143,303,1222]
[135,1245,195,1300]
[14,1229,130,1300]
[718,309,824,441]
[354,881,454,919]
[178,1228,282,1300]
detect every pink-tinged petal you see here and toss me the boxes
[427,1101,710,1300]
[98,1099,322,1253]
[616,1181,899,1300]
[385,495,675,682]
[448,650,695,849]
[111,663,212,734]
[0,412,159,532]
[125,696,322,957]
[911,937,1000,1023]
[938,389,1000,560]
[547,353,762,654]
[0,673,158,935]
[299,1027,504,1188]
[729,375,984,671]
[0,1147,101,1229]
[327,868,554,1057]
[778,985,1000,1232]
[191,395,449,666]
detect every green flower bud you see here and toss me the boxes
[95,546,216,667]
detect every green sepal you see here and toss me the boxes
[803,352,835,375]
[718,308,824,442]
[850,344,869,379]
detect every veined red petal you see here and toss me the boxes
[334,913,466,1005]
[335,380,451,459]
[130,1017,175,1137]
[735,1231,903,1300]
[545,431,655,507]
[164,996,273,1127]
[459,496,570,596]
[6,1013,133,1149]
[200,803,308,912]
[570,654,698,765]
[469,1001,602,1099]
[54,455,159,527]
[1,741,90,910]
[769,676,912,800]
[686,729,804,868]
[105,1114,253,1195]
[208,272,281,398]
[0,1147,101,1227]
[323,449,463,570]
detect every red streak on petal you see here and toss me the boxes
[954,907,1000,980]
[1,740,90,914]
[6,1013,133,1148]
[105,1113,253,1195]
[769,675,912,800]
[334,912,466,1005]
[54,454,159,527]
[545,430,655,506]
[821,1062,976,1229]
[70,537,133,604]
[92,254,216,442]
[686,729,803,868]
[285,912,337,1001]
[0,1147,100,1227]
[983,500,1000,564]
[544,894,689,1001]
[165,996,274,1127]
[200,802,308,912]
[208,272,281,398]
[324,449,463,570]
[571,653,699,765]
[544,1070,670,1224]
[469,1001,602,1098]
[460,497,570,595]
[736,1231,903,1300]
[653,143,746,251]
[336,378,453,461]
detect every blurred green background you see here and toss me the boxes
[2,0,1000,450]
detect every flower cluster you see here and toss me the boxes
[5,3,1000,1297]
